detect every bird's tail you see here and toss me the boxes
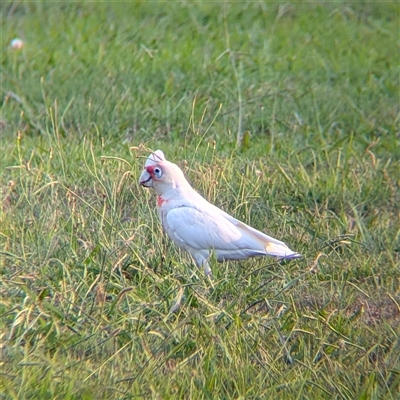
[219,209,302,260]
[265,241,302,259]
[236,220,302,259]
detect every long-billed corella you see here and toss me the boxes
[139,150,301,275]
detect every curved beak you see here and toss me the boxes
[139,169,153,187]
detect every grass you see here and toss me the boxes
[1,1,399,399]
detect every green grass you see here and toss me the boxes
[1,1,399,399]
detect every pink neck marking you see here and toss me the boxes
[157,196,168,207]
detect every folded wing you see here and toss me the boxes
[165,206,299,260]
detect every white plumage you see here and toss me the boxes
[139,150,301,275]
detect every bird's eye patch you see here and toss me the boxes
[154,167,163,178]
[146,165,163,179]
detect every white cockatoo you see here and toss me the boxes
[139,150,301,275]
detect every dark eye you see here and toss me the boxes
[154,167,163,179]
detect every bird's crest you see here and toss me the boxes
[145,150,166,168]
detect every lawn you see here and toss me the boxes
[1,1,399,399]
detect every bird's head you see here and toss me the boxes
[139,150,188,195]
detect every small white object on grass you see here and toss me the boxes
[10,38,24,49]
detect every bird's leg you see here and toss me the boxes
[192,253,213,276]
[203,261,212,276]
